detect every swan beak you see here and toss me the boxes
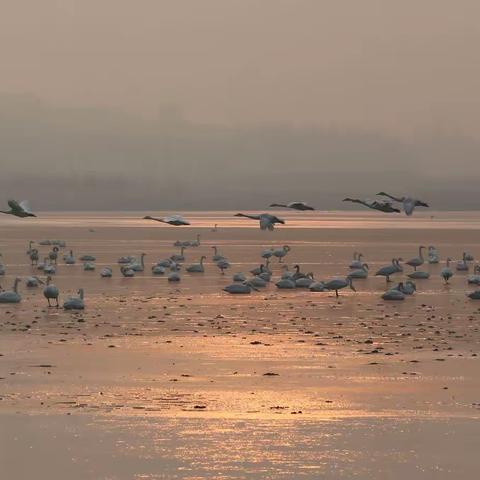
[419,201,429,207]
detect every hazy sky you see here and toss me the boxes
[1,1,479,210]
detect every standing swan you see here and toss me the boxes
[273,245,291,263]
[441,258,454,284]
[324,277,356,298]
[43,276,60,307]
[406,246,426,271]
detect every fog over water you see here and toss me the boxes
[1,1,479,210]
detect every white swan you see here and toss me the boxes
[224,282,258,294]
[64,250,75,265]
[43,276,60,307]
[273,245,291,263]
[295,273,315,288]
[48,246,59,264]
[324,277,356,297]
[233,272,247,282]
[269,201,315,211]
[26,276,44,287]
[408,270,430,279]
[382,289,405,301]
[375,258,402,283]
[212,246,226,262]
[309,281,327,292]
[376,192,429,216]
[80,254,96,262]
[343,198,400,213]
[234,213,285,230]
[249,276,267,288]
[83,262,96,271]
[168,272,181,282]
[100,267,113,277]
[456,252,470,271]
[0,278,21,303]
[467,265,480,285]
[120,265,135,277]
[151,265,166,275]
[0,199,36,218]
[0,254,5,276]
[349,252,364,269]
[428,246,439,264]
[144,214,190,226]
[171,247,186,262]
[406,246,426,271]
[63,289,85,310]
[441,258,454,284]
[129,253,146,272]
[348,264,369,279]
[118,255,136,264]
[216,259,230,274]
[275,278,296,289]
[467,290,480,299]
[186,256,206,273]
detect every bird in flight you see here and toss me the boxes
[143,214,190,226]
[235,213,285,230]
[269,201,315,211]
[376,192,429,216]
[0,200,36,218]
[343,198,400,213]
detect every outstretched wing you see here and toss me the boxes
[259,217,272,230]
[19,200,33,214]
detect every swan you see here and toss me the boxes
[64,250,75,265]
[26,241,35,255]
[408,271,430,279]
[120,265,135,277]
[118,255,136,264]
[223,282,258,294]
[169,261,181,272]
[26,276,44,287]
[249,276,267,288]
[456,252,470,271]
[291,265,308,281]
[348,264,369,279]
[151,265,166,275]
[296,273,315,288]
[0,278,21,303]
[375,258,402,283]
[250,260,271,276]
[144,215,190,226]
[0,199,36,218]
[382,289,405,301]
[155,259,173,268]
[393,281,416,295]
[190,234,201,247]
[376,192,429,216]
[211,224,218,232]
[269,201,315,211]
[43,259,56,275]
[52,240,66,247]
[168,272,181,282]
[261,248,275,259]
[467,290,480,300]
[349,253,364,269]
[428,246,439,264]
[281,265,294,279]
[0,254,5,276]
[63,289,85,310]
[48,246,59,264]
[309,281,327,292]
[170,247,186,262]
[233,272,247,282]
[273,245,291,263]
[80,254,96,262]
[275,278,296,289]
[43,276,60,307]
[464,252,475,262]
[216,259,230,274]
[257,268,272,282]
[186,256,206,273]
[440,258,454,284]
[467,265,480,285]
[343,198,400,213]
[83,262,96,271]
[29,248,39,266]
[406,246,426,271]
[100,267,113,277]
[324,277,356,297]
[212,246,226,262]
[234,213,285,230]
[129,253,146,272]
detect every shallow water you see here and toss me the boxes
[1,211,480,479]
